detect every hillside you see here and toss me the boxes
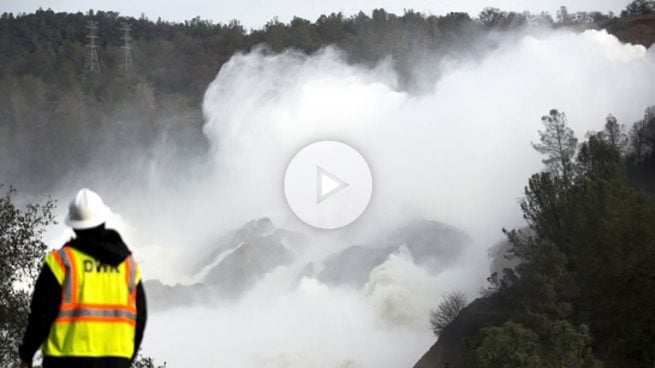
[412,117,655,367]
[604,12,655,46]
[3,7,652,195]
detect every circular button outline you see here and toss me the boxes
[284,140,373,230]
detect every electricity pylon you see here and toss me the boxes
[83,20,101,78]
[120,22,134,77]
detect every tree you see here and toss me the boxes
[506,130,655,366]
[0,186,55,365]
[621,0,655,17]
[132,353,167,368]
[532,109,578,181]
[557,6,571,25]
[601,114,627,153]
[630,119,648,162]
[430,291,467,335]
[576,132,626,182]
[544,321,599,368]
[628,105,655,163]
[469,321,543,368]
[479,8,507,28]
[478,8,527,29]
[527,11,554,27]
[467,320,600,368]
[517,173,571,245]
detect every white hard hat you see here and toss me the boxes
[65,188,109,230]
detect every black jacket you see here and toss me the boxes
[19,226,147,368]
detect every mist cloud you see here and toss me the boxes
[45,28,655,367]
[200,29,654,242]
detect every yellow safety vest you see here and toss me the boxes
[42,245,141,358]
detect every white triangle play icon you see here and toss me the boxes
[317,166,349,204]
[285,141,373,229]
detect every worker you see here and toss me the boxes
[18,188,147,368]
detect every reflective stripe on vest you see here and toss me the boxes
[42,245,140,358]
[57,308,136,322]
[52,247,138,325]
[126,255,137,303]
[51,248,75,304]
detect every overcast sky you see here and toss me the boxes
[0,0,631,29]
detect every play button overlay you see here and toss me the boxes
[317,166,348,203]
[284,141,373,229]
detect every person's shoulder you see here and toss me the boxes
[104,228,124,242]
[103,228,133,256]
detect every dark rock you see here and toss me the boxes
[203,233,295,297]
[318,220,471,287]
[385,220,470,271]
[413,294,511,368]
[318,245,394,287]
[143,279,213,311]
[146,217,306,308]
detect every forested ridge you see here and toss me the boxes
[1,4,652,194]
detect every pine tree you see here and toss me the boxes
[532,109,578,182]
[602,114,627,153]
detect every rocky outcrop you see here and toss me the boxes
[318,220,470,287]
[146,217,306,308]
[146,218,470,309]
[317,245,393,287]
[203,233,295,297]
[143,279,214,311]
